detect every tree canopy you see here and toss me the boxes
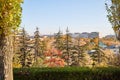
[105,0,120,40]
[0,0,23,35]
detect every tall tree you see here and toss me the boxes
[105,0,120,41]
[54,28,64,50]
[76,33,81,66]
[62,27,73,66]
[12,29,22,68]
[19,28,33,67]
[34,27,44,62]
[105,0,120,66]
[66,27,70,65]
[0,0,23,80]
[34,27,40,61]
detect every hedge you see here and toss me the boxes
[13,67,120,80]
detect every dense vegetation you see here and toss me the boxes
[13,27,120,68]
[13,67,120,80]
[1,0,120,80]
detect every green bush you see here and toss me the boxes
[13,67,120,80]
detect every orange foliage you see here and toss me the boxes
[44,48,65,67]
[44,48,62,57]
[93,37,99,45]
[45,58,65,67]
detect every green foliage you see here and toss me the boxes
[32,57,45,67]
[14,67,120,80]
[34,27,46,58]
[0,0,23,35]
[54,30,64,50]
[0,0,22,80]
[19,28,34,67]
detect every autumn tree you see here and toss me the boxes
[0,0,23,80]
[12,29,22,68]
[12,29,25,68]
[44,48,65,67]
[106,0,120,53]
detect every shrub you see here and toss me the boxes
[14,67,120,80]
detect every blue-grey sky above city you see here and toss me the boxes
[21,0,114,37]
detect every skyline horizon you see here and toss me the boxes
[19,26,114,37]
[21,0,114,37]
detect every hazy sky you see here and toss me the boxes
[21,0,114,37]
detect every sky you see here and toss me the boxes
[21,0,114,37]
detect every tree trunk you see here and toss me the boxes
[0,33,13,80]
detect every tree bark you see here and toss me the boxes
[0,33,13,80]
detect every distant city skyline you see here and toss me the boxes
[21,0,114,37]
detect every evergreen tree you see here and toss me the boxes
[34,27,46,62]
[54,28,64,50]
[19,28,34,67]
[34,27,41,60]
[33,27,47,67]
[74,34,85,66]
[62,27,74,66]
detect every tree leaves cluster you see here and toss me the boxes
[0,0,23,35]
[105,0,120,40]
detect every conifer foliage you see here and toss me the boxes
[19,28,34,67]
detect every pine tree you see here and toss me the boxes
[74,34,84,66]
[34,27,41,60]
[34,27,46,62]
[62,27,74,66]
[54,28,64,50]
[19,28,34,67]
